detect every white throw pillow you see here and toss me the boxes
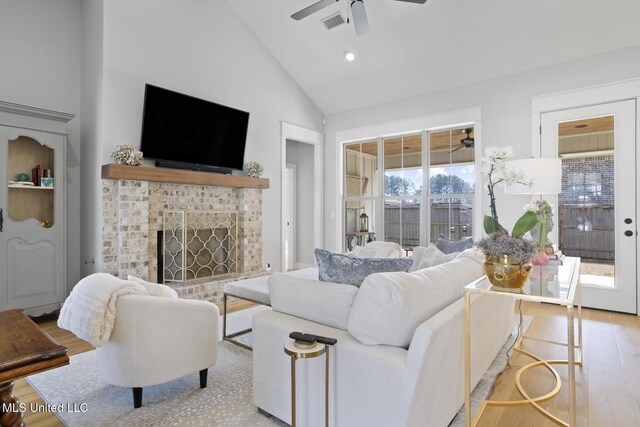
[416,243,445,270]
[128,275,179,298]
[455,248,485,266]
[361,241,403,258]
[347,241,404,258]
[347,258,483,348]
[346,245,366,257]
[357,247,389,258]
[430,251,459,267]
[269,272,359,331]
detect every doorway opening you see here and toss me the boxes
[286,141,316,269]
[280,123,323,272]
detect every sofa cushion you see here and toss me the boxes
[348,241,404,258]
[347,257,483,347]
[455,247,485,265]
[435,235,474,254]
[414,243,446,270]
[127,275,179,298]
[268,272,358,330]
[429,251,459,267]
[315,249,413,287]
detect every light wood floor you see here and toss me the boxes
[13,301,640,426]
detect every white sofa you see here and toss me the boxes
[252,253,514,427]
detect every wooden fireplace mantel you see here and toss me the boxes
[101,164,269,189]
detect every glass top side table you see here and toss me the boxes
[464,256,582,427]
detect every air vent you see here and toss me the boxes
[322,12,346,30]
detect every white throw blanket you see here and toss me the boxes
[58,273,146,347]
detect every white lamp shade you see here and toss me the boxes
[503,158,562,194]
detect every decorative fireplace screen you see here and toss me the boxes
[162,211,238,283]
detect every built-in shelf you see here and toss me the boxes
[8,184,54,190]
[101,164,270,189]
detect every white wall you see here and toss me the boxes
[324,44,640,251]
[80,0,324,274]
[0,0,83,290]
[286,139,315,266]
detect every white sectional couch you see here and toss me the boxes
[252,252,514,427]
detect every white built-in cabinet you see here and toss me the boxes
[0,101,74,315]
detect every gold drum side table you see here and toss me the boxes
[284,339,329,427]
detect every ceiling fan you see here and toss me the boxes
[451,128,474,153]
[291,0,427,36]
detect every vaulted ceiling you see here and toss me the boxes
[226,0,640,114]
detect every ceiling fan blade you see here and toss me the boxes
[351,0,370,35]
[291,0,338,20]
[394,0,427,4]
[451,145,465,153]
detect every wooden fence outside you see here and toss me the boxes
[559,204,614,261]
[381,203,614,260]
[384,204,473,248]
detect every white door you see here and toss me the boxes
[541,100,636,314]
[0,126,65,312]
[283,164,296,271]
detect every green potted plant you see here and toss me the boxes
[476,146,538,288]
[525,200,554,266]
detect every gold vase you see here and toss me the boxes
[483,255,533,289]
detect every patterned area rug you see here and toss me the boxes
[27,308,529,426]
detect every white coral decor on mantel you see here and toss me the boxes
[243,161,264,178]
[111,145,143,166]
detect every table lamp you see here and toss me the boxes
[504,158,562,265]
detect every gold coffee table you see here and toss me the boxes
[284,339,329,427]
[464,257,582,427]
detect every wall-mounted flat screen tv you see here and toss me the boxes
[140,84,249,173]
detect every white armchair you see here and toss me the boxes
[96,292,219,408]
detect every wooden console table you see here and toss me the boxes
[0,309,69,427]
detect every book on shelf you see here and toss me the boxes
[31,164,45,186]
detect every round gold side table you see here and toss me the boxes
[284,339,329,427]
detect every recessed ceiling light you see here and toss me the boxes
[575,124,588,129]
[344,51,355,61]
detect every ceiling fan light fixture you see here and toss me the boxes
[344,51,356,61]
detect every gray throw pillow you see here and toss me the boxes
[435,235,474,254]
[315,249,413,287]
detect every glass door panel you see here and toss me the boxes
[558,116,615,288]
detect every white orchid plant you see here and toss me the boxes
[481,146,537,239]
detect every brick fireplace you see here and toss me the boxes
[101,164,269,307]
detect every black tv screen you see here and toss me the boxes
[140,84,249,172]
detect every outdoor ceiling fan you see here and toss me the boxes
[291,0,427,36]
[451,128,475,153]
